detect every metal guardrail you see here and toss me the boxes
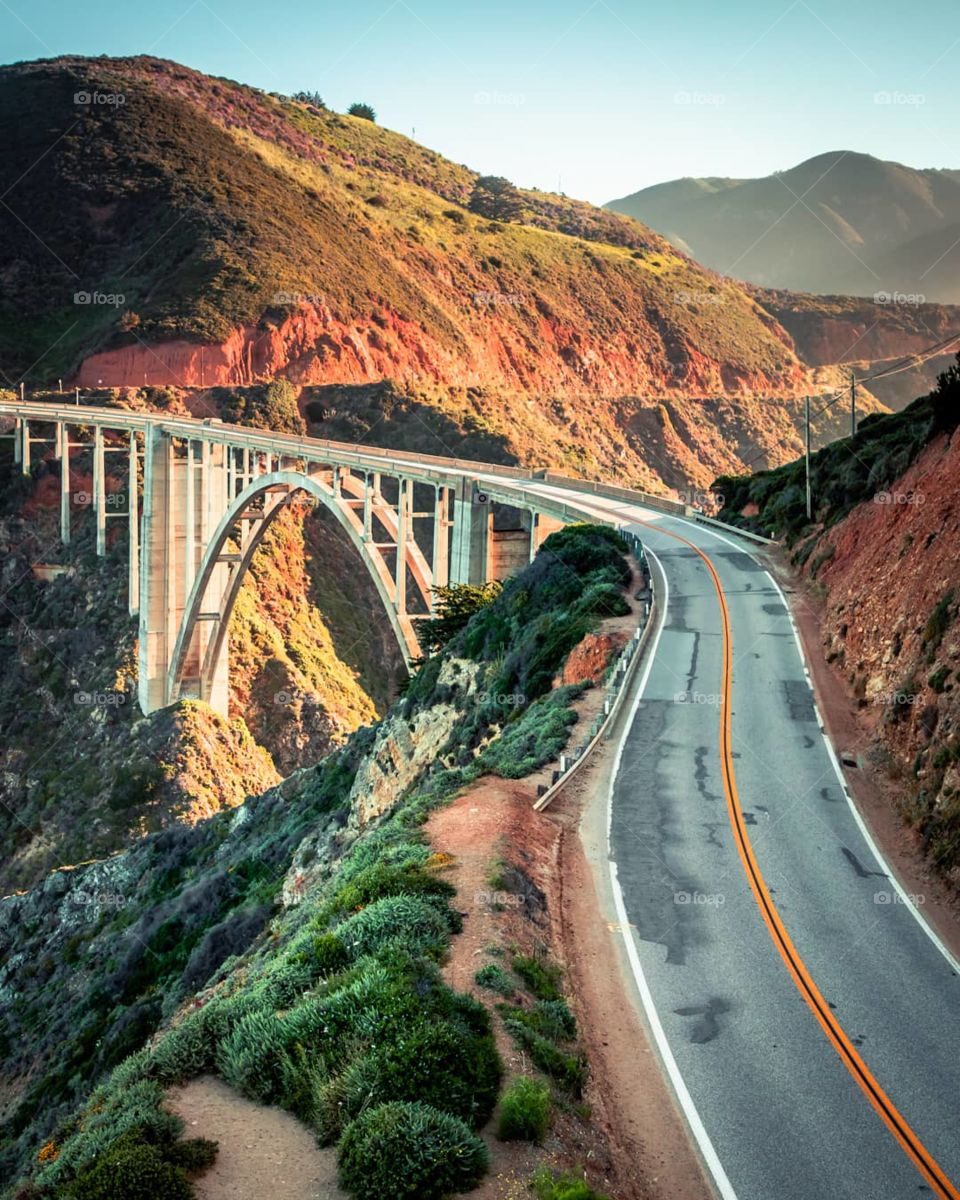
[533,531,655,812]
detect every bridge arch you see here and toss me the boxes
[167,469,422,709]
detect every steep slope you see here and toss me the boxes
[607,151,960,303]
[0,55,892,494]
[714,359,960,885]
[0,525,634,1199]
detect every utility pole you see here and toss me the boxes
[850,368,857,437]
[804,395,812,521]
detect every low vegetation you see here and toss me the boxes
[2,524,631,1200]
[714,354,960,541]
[497,1076,552,1143]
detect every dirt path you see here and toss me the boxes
[167,1076,346,1200]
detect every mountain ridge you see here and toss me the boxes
[607,151,960,304]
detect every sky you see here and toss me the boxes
[1,0,956,203]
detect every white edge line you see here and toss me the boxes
[605,541,740,1200]
[683,519,960,978]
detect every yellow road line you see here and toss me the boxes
[640,520,959,1200]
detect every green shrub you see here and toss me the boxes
[336,894,450,960]
[497,1076,551,1143]
[504,1022,586,1095]
[530,1165,610,1200]
[323,1019,501,1138]
[512,954,562,1001]
[312,933,349,972]
[474,963,514,995]
[166,1138,218,1172]
[500,999,576,1042]
[63,1133,194,1200]
[337,1102,489,1200]
[332,863,455,913]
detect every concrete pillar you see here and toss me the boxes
[59,423,70,545]
[19,419,29,475]
[396,478,410,614]
[185,440,196,593]
[93,427,106,555]
[432,485,450,601]
[128,432,139,615]
[531,512,564,560]
[363,473,373,541]
[450,491,491,585]
[138,424,164,715]
[242,447,250,489]
[138,428,230,715]
[13,418,21,467]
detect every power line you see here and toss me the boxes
[736,328,960,474]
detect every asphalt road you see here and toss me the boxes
[523,490,960,1200]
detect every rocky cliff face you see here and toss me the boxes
[808,431,960,881]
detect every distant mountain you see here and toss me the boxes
[607,152,960,304]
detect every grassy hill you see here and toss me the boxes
[607,151,960,304]
[0,55,894,494]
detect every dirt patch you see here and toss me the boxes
[167,1076,346,1200]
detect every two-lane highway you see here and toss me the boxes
[515,486,960,1200]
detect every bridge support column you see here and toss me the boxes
[58,423,70,545]
[138,430,229,715]
[431,486,451,606]
[450,488,491,585]
[18,419,29,475]
[396,478,411,614]
[93,427,106,555]
[128,432,139,615]
[530,512,564,561]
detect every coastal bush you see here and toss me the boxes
[474,962,514,995]
[337,1102,489,1200]
[511,953,562,1001]
[497,1076,552,1143]
[530,1166,610,1200]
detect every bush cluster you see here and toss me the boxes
[497,1076,552,1143]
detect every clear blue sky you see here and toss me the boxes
[2,0,956,203]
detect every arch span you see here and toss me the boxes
[166,469,422,709]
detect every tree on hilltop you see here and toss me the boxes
[292,90,327,109]
[348,102,377,122]
[468,176,525,223]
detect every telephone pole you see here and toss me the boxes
[850,369,857,437]
[804,395,812,521]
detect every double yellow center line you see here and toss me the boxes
[643,520,959,1200]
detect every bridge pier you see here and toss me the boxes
[138,430,229,715]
